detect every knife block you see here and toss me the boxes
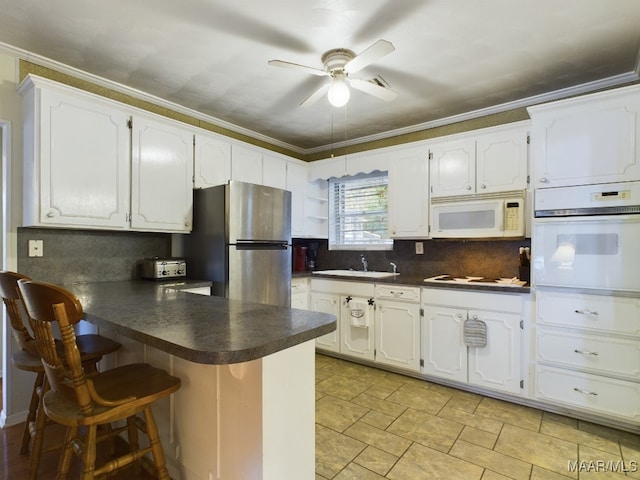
[519,265,530,284]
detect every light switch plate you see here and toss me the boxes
[415,242,424,255]
[28,239,43,257]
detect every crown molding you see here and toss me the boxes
[303,70,640,155]
[0,42,306,155]
[2,41,638,159]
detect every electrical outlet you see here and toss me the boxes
[28,239,44,257]
[415,242,424,255]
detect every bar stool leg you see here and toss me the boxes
[28,377,49,480]
[144,406,171,480]
[127,415,141,475]
[80,425,98,480]
[20,372,44,455]
[57,425,77,480]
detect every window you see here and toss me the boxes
[328,171,393,250]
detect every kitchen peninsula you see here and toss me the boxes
[69,280,336,480]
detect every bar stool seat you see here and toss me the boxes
[18,278,181,480]
[0,271,121,480]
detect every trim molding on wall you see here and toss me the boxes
[2,41,638,162]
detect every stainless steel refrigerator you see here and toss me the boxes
[184,181,292,307]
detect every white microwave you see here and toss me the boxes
[430,192,525,239]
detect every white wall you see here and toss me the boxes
[0,51,32,427]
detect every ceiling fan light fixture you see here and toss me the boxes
[327,75,350,107]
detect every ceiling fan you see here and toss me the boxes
[268,39,398,107]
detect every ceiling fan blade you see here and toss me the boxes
[268,59,329,77]
[344,39,395,74]
[349,78,398,101]
[301,82,330,107]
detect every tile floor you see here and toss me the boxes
[315,354,640,479]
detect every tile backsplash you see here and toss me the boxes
[293,238,532,279]
[17,227,171,284]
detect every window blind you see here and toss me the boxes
[328,172,393,250]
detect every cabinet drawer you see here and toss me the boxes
[536,365,640,422]
[537,329,640,380]
[375,284,420,302]
[537,290,640,336]
[291,278,309,293]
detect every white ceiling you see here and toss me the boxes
[1,0,639,153]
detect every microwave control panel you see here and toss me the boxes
[505,201,522,231]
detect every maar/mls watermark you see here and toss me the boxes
[568,460,638,473]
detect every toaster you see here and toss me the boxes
[141,258,187,279]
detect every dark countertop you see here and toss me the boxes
[69,280,336,365]
[295,272,531,294]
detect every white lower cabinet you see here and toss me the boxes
[340,293,375,361]
[535,289,640,423]
[310,290,341,353]
[291,277,310,310]
[310,279,420,370]
[374,285,421,372]
[422,288,524,395]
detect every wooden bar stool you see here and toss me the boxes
[0,271,121,480]
[17,278,181,480]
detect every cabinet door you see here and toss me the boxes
[34,88,130,229]
[387,146,430,238]
[131,114,194,232]
[429,138,476,197]
[311,292,340,353]
[286,161,308,237]
[476,127,528,193]
[291,278,309,310]
[530,87,640,188]
[194,132,231,188]
[422,305,467,381]
[375,300,421,372]
[231,143,263,184]
[341,296,375,360]
[262,153,288,190]
[467,310,521,395]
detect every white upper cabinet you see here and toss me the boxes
[130,113,194,232]
[193,132,231,188]
[528,84,640,188]
[262,153,288,190]
[476,127,529,194]
[286,160,309,238]
[20,75,194,233]
[21,82,131,229]
[387,145,430,238]
[231,143,263,184]
[429,138,476,197]
[430,123,529,197]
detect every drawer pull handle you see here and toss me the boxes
[574,309,599,316]
[390,291,403,297]
[574,349,599,356]
[573,387,598,396]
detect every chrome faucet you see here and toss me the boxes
[390,262,398,274]
[361,254,368,272]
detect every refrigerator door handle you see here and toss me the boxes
[235,240,290,250]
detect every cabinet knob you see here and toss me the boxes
[185,221,191,227]
[472,314,478,320]
[456,313,463,319]
[466,185,472,190]
[480,184,486,189]
[46,211,55,218]
[540,177,549,183]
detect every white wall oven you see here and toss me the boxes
[533,181,640,292]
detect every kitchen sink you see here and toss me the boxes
[312,270,400,279]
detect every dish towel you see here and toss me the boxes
[463,318,487,347]
[349,301,370,328]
